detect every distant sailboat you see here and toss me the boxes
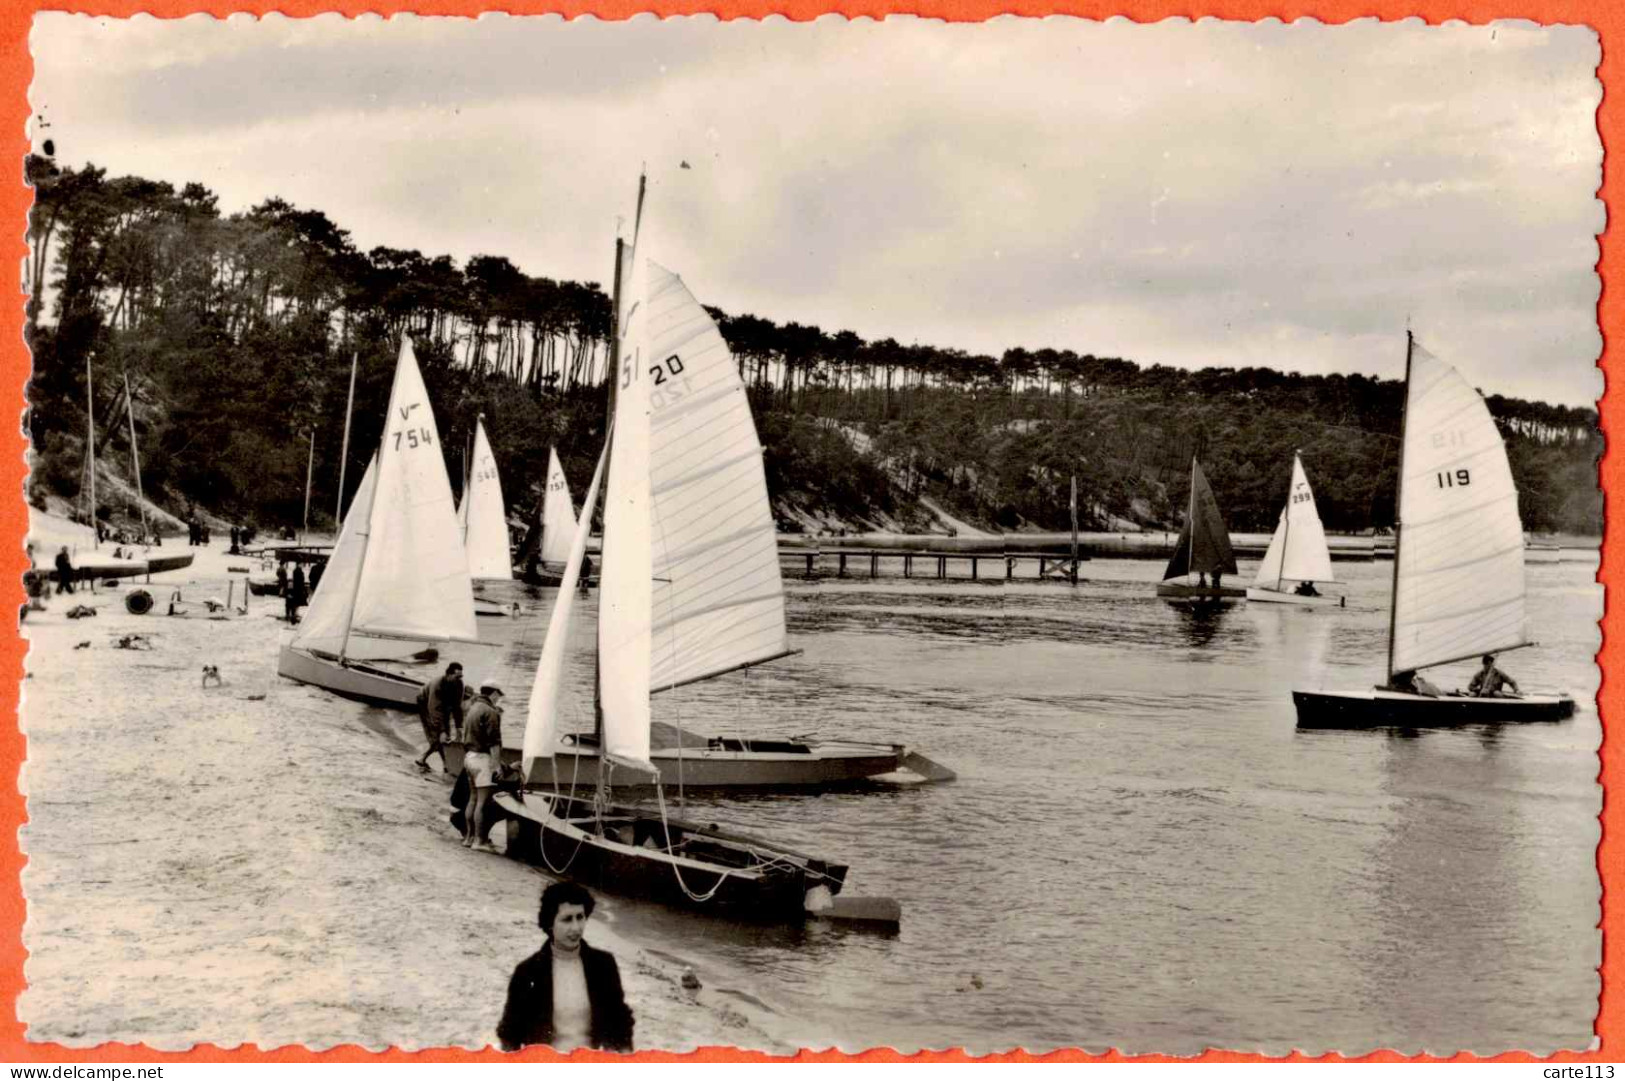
[1245,453,1343,606]
[277,338,478,707]
[1156,458,1244,601]
[1293,334,1575,727]
[538,447,577,568]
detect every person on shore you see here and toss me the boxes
[497,882,634,1053]
[229,526,240,554]
[275,563,288,597]
[579,553,593,595]
[1385,669,1441,697]
[414,662,466,773]
[462,684,505,851]
[1469,654,1520,698]
[53,546,74,595]
[310,559,325,593]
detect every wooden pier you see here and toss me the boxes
[782,549,1086,582]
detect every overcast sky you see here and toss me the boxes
[28,14,1603,406]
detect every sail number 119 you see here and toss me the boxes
[1437,469,1471,488]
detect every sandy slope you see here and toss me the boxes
[17,518,797,1053]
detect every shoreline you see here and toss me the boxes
[18,511,819,1054]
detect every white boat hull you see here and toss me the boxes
[277,644,424,709]
[1245,586,1344,607]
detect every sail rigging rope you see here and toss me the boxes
[536,745,589,876]
[654,784,728,904]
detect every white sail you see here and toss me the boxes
[1390,339,1528,674]
[291,457,378,657]
[597,244,655,773]
[1253,453,1335,587]
[350,338,479,643]
[522,440,611,773]
[539,446,578,566]
[645,262,791,691]
[463,418,513,580]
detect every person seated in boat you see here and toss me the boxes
[1384,669,1442,697]
[497,882,634,1053]
[1469,654,1521,698]
[1294,580,1320,597]
[1197,572,1208,588]
[414,661,465,773]
[462,683,506,852]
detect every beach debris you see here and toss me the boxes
[243,694,266,701]
[226,565,251,573]
[114,633,153,651]
[125,589,154,616]
[955,973,984,993]
[200,665,223,689]
[681,968,702,991]
[202,597,228,613]
[65,605,97,620]
[73,641,90,650]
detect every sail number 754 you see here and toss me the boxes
[393,426,434,451]
[1436,469,1471,488]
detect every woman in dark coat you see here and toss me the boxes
[497,882,633,1052]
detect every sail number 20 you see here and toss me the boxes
[1436,469,1471,488]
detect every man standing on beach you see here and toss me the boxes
[462,683,505,851]
[414,661,465,773]
[497,882,634,1052]
[53,546,74,595]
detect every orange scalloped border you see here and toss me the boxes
[0,0,1615,1064]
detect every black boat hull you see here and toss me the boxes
[1293,689,1577,729]
[494,792,848,921]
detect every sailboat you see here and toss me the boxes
[517,447,583,587]
[1245,453,1343,606]
[1292,334,1576,727]
[277,338,479,708]
[1156,458,1244,600]
[459,416,514,582]
[491,218,873,921]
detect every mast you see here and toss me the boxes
[1186,457,1197,581]
[86,355,97,549]
[1069,475,1079,584]
[301,429,316,546]
[122,370,148,542]
[594,232,627,807]
[1385,332,1415,680]
[335,351,357,524]
[1277,454,1295,592]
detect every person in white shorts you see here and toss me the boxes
[462,683,506,851]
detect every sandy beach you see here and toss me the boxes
[18,516,811,1054]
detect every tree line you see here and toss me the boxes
[24,155,1602,538]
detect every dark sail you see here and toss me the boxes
[1162,459,1239,580]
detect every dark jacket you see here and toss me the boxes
[496,940,634,1052]
[417,674,466,731]
[466,694,503,754]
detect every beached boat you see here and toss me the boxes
[1293,334,1575,728]
[1245,453,1344,606]
[491,212,889,922]
[515,446,584,587]
[1156,459,1245,601]
[276,338,478,708]
[458,415,514,583]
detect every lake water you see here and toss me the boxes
[471,553,1601,1055]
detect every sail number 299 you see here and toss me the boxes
[1436,469,1471,488]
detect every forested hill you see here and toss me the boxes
[23,156,1601,539]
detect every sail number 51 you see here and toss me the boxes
[1436,469,1471,488]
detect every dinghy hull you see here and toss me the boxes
[277,644,423,709]
[493,791,849,921]
[1156,582,1246,601]
[1293,688,1576,728]
[1245,587,1344,607]
[449,737,925,790]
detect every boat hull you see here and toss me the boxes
[448,739,913,790]
[1157,582,1246,600]
[493,792,848,921]
[277,644,423,709]
[1293,688,1576,729]
[1245,586,1344,607]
